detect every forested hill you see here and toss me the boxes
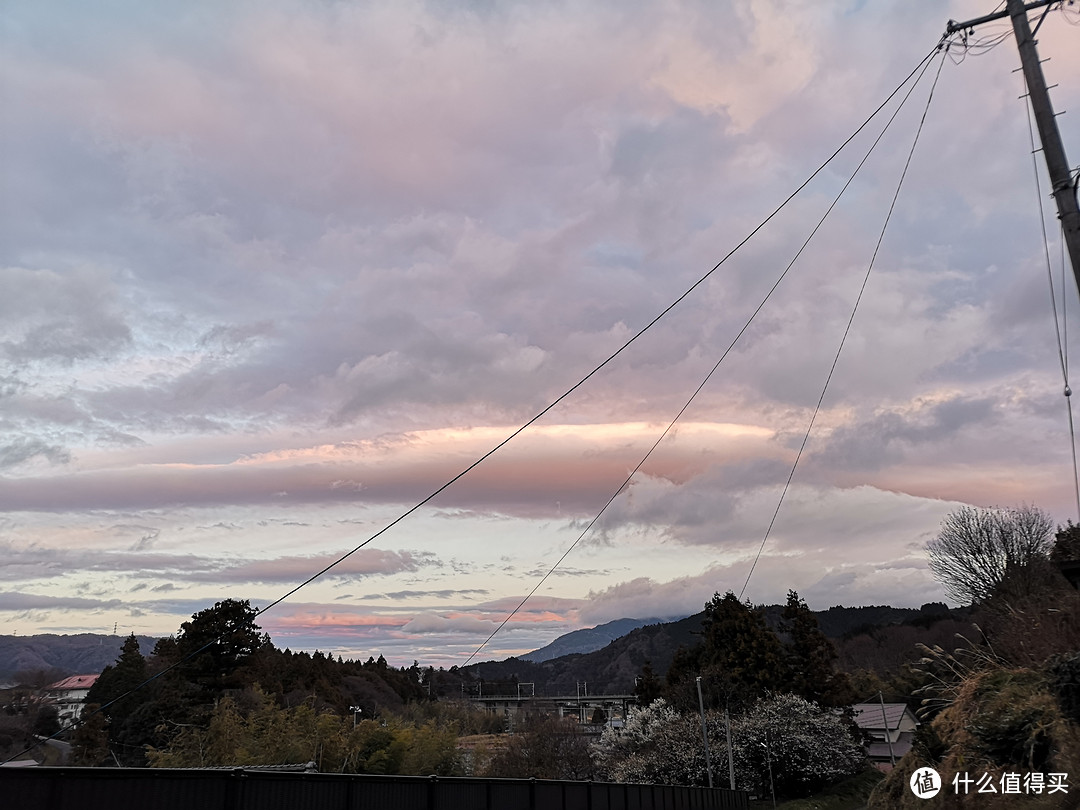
[518,617,670,663]
[0,603,964,689]
[0,634,160,683]
[466,613,706,695]
[464,601,970,696]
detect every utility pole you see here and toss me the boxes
[725,704,736,790]
[695,677,714,789]
[878,691,896,768]
[948,1,1080,297]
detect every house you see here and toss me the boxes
[851,702,918,770]
[45,674,99,729]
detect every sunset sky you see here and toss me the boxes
[3,1,1079,668]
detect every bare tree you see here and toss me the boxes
[926,505,1054,605]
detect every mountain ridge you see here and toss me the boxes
[520,616,673,663]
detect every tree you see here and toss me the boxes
[32,704,60,738]
[71,704,110,766]
[666,592,788,712]
[84,634,152,765]
[731,694,865,799]
[1051,521,1080,588]
[146,685,462,774]
[926,505,1054,605]
[633,661,663,706]
[484,713,595,780]
[594,698,720,786]
[780,590,854,707]
[597,694,865,796]
[174,599,267,689]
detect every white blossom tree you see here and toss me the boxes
[732,694,865,798]
[595,694,865,798]
[595,698,727,786]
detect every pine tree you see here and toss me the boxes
[634,661,663,705]
[780,590,854,707]
[84,633,151,765]
[174,599,267,690]
[667,591,789,711]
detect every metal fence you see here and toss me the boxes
[1,767,748,810]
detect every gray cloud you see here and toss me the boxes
[2,0,1077,658]
[809,395,999,473]
[0,543,436,586]
[0,592,126,611]
[0,267,132,363]
[0,438,71,469]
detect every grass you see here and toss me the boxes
[747,768,885,810]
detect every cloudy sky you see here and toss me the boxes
[2,1,1079,667]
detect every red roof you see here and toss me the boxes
[47,674,100,691]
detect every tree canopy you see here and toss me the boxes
[666,591,788,711]
[926,504,1054,605]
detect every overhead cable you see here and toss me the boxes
[464,46,945,665]
[1024,79,1080,519]
[739,50,949,600]
[0,41,943,766]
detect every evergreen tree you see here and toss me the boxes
[71,704,110,766]
[174,599,267,690]
[634,661,663,706]
[667,591,789,711]
[780,590,854,707]
[84,633,151,765]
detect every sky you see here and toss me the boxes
[2,1,1079,668]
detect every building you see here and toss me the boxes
[45,675,99,729]
[470,692,636,735]
[851,702,919,770]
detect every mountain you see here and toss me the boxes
[461,601,972,697]
[464,613,706,695]
[0,634,160,684]
[519,617,673,663]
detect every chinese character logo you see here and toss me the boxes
[910,767,942,798]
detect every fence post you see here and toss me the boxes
[225,768,246,810]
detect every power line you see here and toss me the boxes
[739,50,949,601]
[463,44,945,666]
[1023,75,1080,520]
[246,42,944,625]
[1,41,943,767]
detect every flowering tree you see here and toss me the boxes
[596,694,865,798]
[732,694,865,798]
[595,698,727,787]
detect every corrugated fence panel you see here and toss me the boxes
[240,773,349,810]
[562,780,591,810]
[353,776,429,810]
[488,779,533,810]
[0,767,749,810]
[535,780,564,809]
[431,777,488,810]
[590,780,611,810]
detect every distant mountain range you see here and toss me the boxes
[0,602,963,692]
[463,602,967,695]
[519,617,672,663]
[0,633,159,684]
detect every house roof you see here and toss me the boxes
[46,674,100,691]
[851,702,915,731]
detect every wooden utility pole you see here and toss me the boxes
[948,1,1080,297]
